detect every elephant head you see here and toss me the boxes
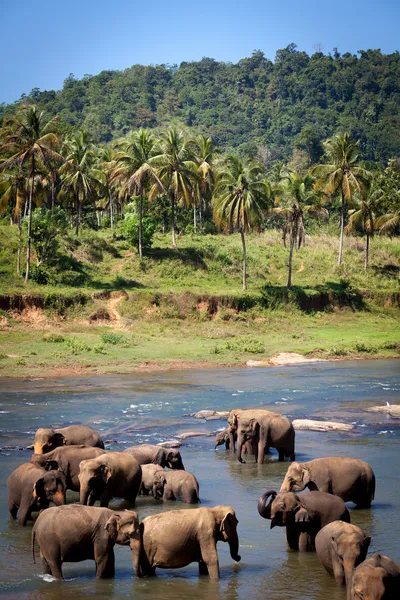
[211,506,241,563]
[105,510,142,577]
[258,490,310,528]
[165,449,184,470]
[331,528,371,594]
[214,430,228,450]
[237,418,257,463]
[152,472,167,499]
[33,428,66,454]
[350,554,398,600]
[280,462,312,493]
[79,459,111,505]
[33,469,67,508]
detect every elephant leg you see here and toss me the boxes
[228,432,236,453]
[286,526,300,550]
[96,555,115,578]
[41,557,52,575]
[17,502,32,526]
[199,540,220,580]
[278,449,285,462]
[257,439,265,464]
[199,560,209,576]
[298,532,315,552]
[8,499,18,520]
[46,559,63,580]
[99,491,110,508]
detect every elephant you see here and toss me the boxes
[315,521,371,596]
[7,462,67,526]
[349,553,400,600]
[31,445,106,492]
[32,504,141,579]
[280,457,376,507]
[33,425,104,454]
[152,470,200,503]
[140,464,164,495]
[214,428,236,450]
[79,452,142,507]
[123,444,184,470]
[134,505,241,579]
[258,490,350,551]
[230,409,295,464]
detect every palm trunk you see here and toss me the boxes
[171,192,176,247]
[338,194,346,265]
[17,209,22,276]
[51,179,55,211]
[240,228,247,291]
[193,200,197,233]
[287,239,294,288]
[364,233,370,270]
[139,193,143,258]
[75,197,81,235]
[199,195,203,233]
[109,191,114,231]
[25,160,35,282]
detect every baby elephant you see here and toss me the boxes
[134,505,240,579]
[123,444,184,470]
[258,490,350,551]
[280,457,376,507]
[7,462,67,526]
[140,464,164,495]
[153,470,200,503]
[33,425,104,454]
[315,521,371,592]
[32,505,141,579]
[350,553,400,600]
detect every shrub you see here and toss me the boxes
[30,207,68,265]
[43,334,65,343]
[118,212,157,250]
[224,337,265,354]
[30,265,50,285]
[64,338,91,354]
[101,333,125,345]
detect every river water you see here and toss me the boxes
[0,359,399,600]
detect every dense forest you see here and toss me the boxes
[1,45,400,164]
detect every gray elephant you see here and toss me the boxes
[33,425,104,454]
[280,457,375,507]
[153,470,200,503]
[31,445,106,492]
[134,505,241,579]
[32,504,141,579]
[231,409,295,464]
[79,452,142,507]
[315,521,371,596]
[140,464,164,495]
[123,444,184,469]
[7,462,67,526]
[258,490,350,551]
[214,428,236,450]
[350,553,400,600]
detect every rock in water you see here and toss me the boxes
[292,419,354,432]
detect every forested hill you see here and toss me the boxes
[2,45,400,164]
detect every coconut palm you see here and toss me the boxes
[149,128,198,247]
[274,172,328,287]
[213,154,271,290]
[187,134,216,233]
[0,105,62,280]
[58,130,101,235]
[312,132,371,265]
[111,129,163,257]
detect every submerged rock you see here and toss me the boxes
[185,410,230,420]
[366,404,400,418]
[176,431,213,440]
[292,419,354,432]
[157,440,182,448]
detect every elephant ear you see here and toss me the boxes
[105,514,121,541]
[33,477,45,500]
[221,511,238,537]
[44,460,59,471]
[301,466,311,486]
[53,432,66,447]
[100,465,112,482]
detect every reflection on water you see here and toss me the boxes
[0,359,399,600]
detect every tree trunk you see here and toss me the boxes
[138,193,143,258]
[287,239,294,288]
[25,161,35,282]
[171,192,176,247]
[240,228,247,291]
[193,200,197,233]
[17,209,22,276]
[75,197,81,235]
[199,195,203,233]
[364,233,370,270]
[338,194,346,265]
[51,178,55,211]
[109,191,114,231]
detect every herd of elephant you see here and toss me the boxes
[6,408,400,599]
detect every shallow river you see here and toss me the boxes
[0,359,399,600]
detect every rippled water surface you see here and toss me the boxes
[0,359,399,600]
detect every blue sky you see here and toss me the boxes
[1,0,399,104]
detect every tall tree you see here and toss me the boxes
[274,172,327,287]
[312,132,371,265]
[213,154,271,290]
[58,130,100,235]
[345,182,382,270]
[0,105,62,281]
[187,134,216,233]
[112,129,163,257]
[149,128,198,247]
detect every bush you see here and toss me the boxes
[101,333,125,345]
[43,334,65,343]
[30,208,68,266]
[30,265,50,284]
[118,213,157,250]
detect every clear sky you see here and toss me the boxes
[1,0,399,104]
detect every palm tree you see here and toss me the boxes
[0,105,62,281]
[149,128,198,247]
[58,130,101,235]
[213,154,271,290]
[188,134,216,233]
[274,172,328,287]
[112,129,163,257]
[312,132,371,265]
[0,170,26,274]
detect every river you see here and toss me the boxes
[0,359,399,600]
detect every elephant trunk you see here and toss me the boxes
[33,443,45,455]
[53,490,66,506]
[80,483,90,506]
[343,560,356,600]
[279,474,293,492]
[228,532,241,563]
[258,490,277,519]
[130,532,142,577]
